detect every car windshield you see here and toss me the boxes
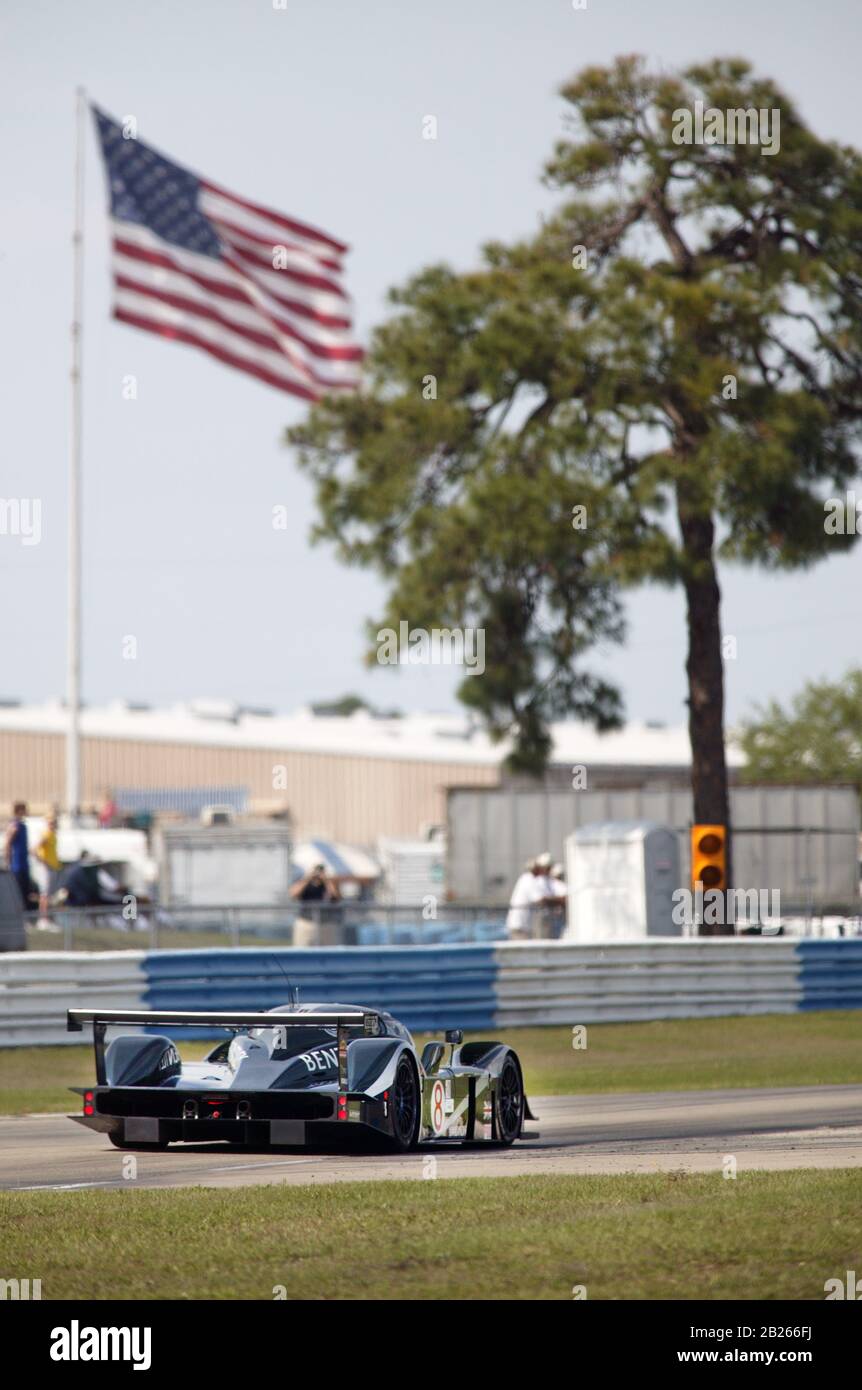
[250,1023,365,1060]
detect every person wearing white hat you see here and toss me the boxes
[506,853,553,938]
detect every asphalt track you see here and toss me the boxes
[2,1084,861,1191]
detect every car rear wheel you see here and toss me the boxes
[389,1055,419,1152]
[494,1055,524,1145]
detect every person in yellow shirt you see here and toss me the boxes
[34,815,62,931]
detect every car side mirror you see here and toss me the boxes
[445,1029,463,1045]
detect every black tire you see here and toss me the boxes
[494,1054,524,1145]
[108,1133,168,1151]
[389,1054,420,1152]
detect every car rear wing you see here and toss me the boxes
[67,1008,381,1088]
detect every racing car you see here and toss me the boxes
[67,1002,536,1152]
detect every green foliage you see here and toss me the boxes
[310,693,402,719]
[737,669,862,794]
[289,56,862,772]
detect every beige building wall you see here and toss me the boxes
[0,730,499,842]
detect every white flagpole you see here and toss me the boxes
[66,86,86,822]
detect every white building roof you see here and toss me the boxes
[0,698,745,769]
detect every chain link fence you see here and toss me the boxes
[12,898,862,951]
[21,901,523,951]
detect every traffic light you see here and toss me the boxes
[690,824,727,893]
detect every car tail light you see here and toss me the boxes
[338,1094,347,1120]
[83,1090,94,1117]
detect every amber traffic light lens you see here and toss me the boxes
[699,865,723,888]
[697,833,723,855]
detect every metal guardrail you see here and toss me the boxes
[5,937,862,1046]
[0,949,148,1045]
[494,939,806,1025]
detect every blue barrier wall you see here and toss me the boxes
[143,945,499,1033]
[795,939,862,1011]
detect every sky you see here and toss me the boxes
[2,0,861,732]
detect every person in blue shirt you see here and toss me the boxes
[5,801,36,912]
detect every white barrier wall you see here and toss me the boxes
[0,952,146,1046]
[493,938,802,1025]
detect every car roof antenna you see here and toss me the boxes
[269,953,299,1009]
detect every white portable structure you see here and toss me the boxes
[376,836,446,906]
[156,822,292,907]
[564,820,681,942]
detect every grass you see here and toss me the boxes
[1,1170,860,1300]
[498,1011,862,1095]
[3,1011,862,1116]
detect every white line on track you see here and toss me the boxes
[15,1181,120,1191]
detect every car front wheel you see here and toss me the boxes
[494,1055,524,1145]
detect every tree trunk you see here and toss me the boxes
[676,493,733,936]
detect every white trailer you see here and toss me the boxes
[376,836,446,906]
[156,822,292,907]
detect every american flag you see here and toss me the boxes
[91,107,362,401]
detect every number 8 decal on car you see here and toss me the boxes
[431,1079,445,1133]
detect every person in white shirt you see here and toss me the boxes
[506,853,554,937]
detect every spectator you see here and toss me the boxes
[290,862,341,946]
[58,852,127,908]
[34,813,62,931]
[98,789,119,829]
[529,851,562,938]
[5,801,36,913]
[506,854,553,938]
[58,851,97,907]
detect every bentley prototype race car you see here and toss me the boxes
[67,1003,536,1152]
